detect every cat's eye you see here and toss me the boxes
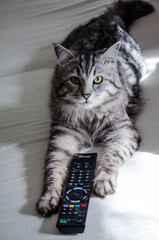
[93,76,103,84]
[70,76,80,85]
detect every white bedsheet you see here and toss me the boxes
[0,0,159,239]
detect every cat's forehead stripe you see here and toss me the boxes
[87,54,96,75]
[78,54,85,73]
[78,53,96,77]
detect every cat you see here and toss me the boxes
[36,0,154,216]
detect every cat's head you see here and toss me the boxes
[53,42,122,110]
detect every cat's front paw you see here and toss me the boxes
[36,190,60,217]
[93,171,117,198]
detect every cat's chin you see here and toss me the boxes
[78,101,99,110]
[75,102,91,109]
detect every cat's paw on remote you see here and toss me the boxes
[93,171,117,197]
[36,191,60,217]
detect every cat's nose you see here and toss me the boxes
[82,94,91,100]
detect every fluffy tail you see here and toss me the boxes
[107,0,155,30]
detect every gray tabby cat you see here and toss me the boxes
[36,0,154,216]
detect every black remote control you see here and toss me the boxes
[56,153,97,234]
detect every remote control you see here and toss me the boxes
[56,153,97,234]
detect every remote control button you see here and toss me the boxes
[67,187,84,199]
[71,190,84,199]
[61,211,66,215]
[59,220,67,224]
[76,219,84,224]
[73,211,78,215]
[66,218,72,222]
[81,204,86,207]
[82,196,88,201]
[85,180,90,183]
[68,183,74,186]
[67,212,73,216]
[63,204,68,208]
[71,200,81,203]
[75,204,80,208]
[79,183,84,186]
[69,205,74,208]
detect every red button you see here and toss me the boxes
[81,204,86,207]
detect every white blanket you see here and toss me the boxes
[0,0,159,239]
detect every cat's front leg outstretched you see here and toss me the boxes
[93,121,140,198]
[36,126,83,217]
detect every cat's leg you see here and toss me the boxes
[93,120,140,197]
[36,126,83,216]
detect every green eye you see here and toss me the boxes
[93,76,103,84]
[70,76,80,85]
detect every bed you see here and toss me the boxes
[0,0,159,239]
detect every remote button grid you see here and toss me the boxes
[56,153,97,234]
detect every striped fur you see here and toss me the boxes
[36,0,154,216]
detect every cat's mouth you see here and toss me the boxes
[75,97,95,109]
[80,100,93,109]
[82,99,91,105]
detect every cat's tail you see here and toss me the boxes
[107,0,155,31]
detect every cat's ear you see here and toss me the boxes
[102,42,121,62]
[53,43,75,62]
